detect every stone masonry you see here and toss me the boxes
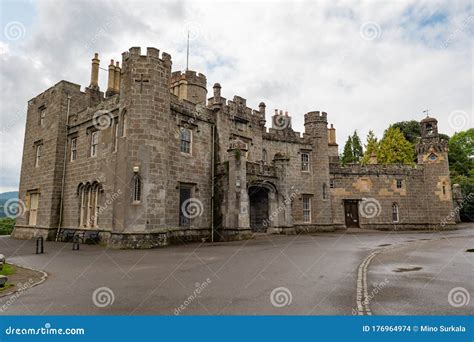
[12,46,456,248]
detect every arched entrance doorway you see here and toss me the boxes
[248,185,269,232]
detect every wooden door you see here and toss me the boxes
[344,200,359,228]
[28,193,39,226]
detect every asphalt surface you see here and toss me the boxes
[0,224,472,315]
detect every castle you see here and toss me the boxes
[12,46,456,248]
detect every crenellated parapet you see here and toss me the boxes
[170,70,207,104]
[330,163,424,176]
[304,111,328,125]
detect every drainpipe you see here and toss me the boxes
[55,94,72,242]
[210,124,215,243]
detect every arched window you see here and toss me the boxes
[262,149,267,163]
[322,183,328,200]
[121,110,127,137]
[133,175,141,203]
[392,203,399,223]
[78,182,102,228]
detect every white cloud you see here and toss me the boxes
[0,0,472,191]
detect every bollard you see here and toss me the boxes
[72,235,80,251]
[36,237,44,254]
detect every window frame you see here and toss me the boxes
[392,203,399,223]
[35,144,42,167]
[302,195,311,223]
[180,127,192,154]
[70,137,77,161]
[90,131,99,157]
[132,175,142,204]
[396,179,403,189]
[39,107,46,126]
[301,153,310,172]
[329,180,335,189]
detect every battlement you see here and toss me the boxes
[304,111,328,124]
[121,46,172,66]
[330,163,423,176]
[171,70,207,88]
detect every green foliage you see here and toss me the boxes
[0,217,15,235]
[377,126,415,165]
[234,149,241,161]
[449,129,474,221]
[341,136,354,165]
[361,130,379,164]
[0,264,15,276]
[392,120,421,144]
[352,131,363,163]
[341,131,364,164]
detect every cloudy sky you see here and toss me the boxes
[0,0,472,192]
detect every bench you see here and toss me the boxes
[83,230,100,244]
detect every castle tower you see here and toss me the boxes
[416,116,454,227]
[111,47,173,244]
[304,111,332,226]
[13,81,84,240]
[170,70,207,105]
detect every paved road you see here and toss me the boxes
[0,224,472,315]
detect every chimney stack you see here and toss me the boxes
[328,123,337,145]
[89,53,100,90]
[106,59,116,97]
[114,61,121,93]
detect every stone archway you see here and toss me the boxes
[249,186,269,232]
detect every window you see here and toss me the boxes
[133,175,141,203]
[442,185,446,195]
[301,153,309,171]
[70,138,77,161]
[396,179,403,189]
[392,203,399,223]
[28,192,39,226]
[322,183,328,200]
[121,110,127,137]
[302,196,311,223]
[262,149,267,163]
[180,128,192,154]
[78,183,101,228]
[90,131,98,157]
[179,185,192,226]
[35,144,42,167]
[39,108,46,126]
[330,180,335,188]
[113,119,119,152]
[426,124,433,135]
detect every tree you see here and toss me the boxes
[361,130,379,164]
[392,120,421,144]
[377,126,415,165]
[448,129,474,222]
[448,128,474,179]
[352,131,364,163]
[341,136,354,165]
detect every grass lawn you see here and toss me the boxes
[0,264,16,292]
[1,264,15,276]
